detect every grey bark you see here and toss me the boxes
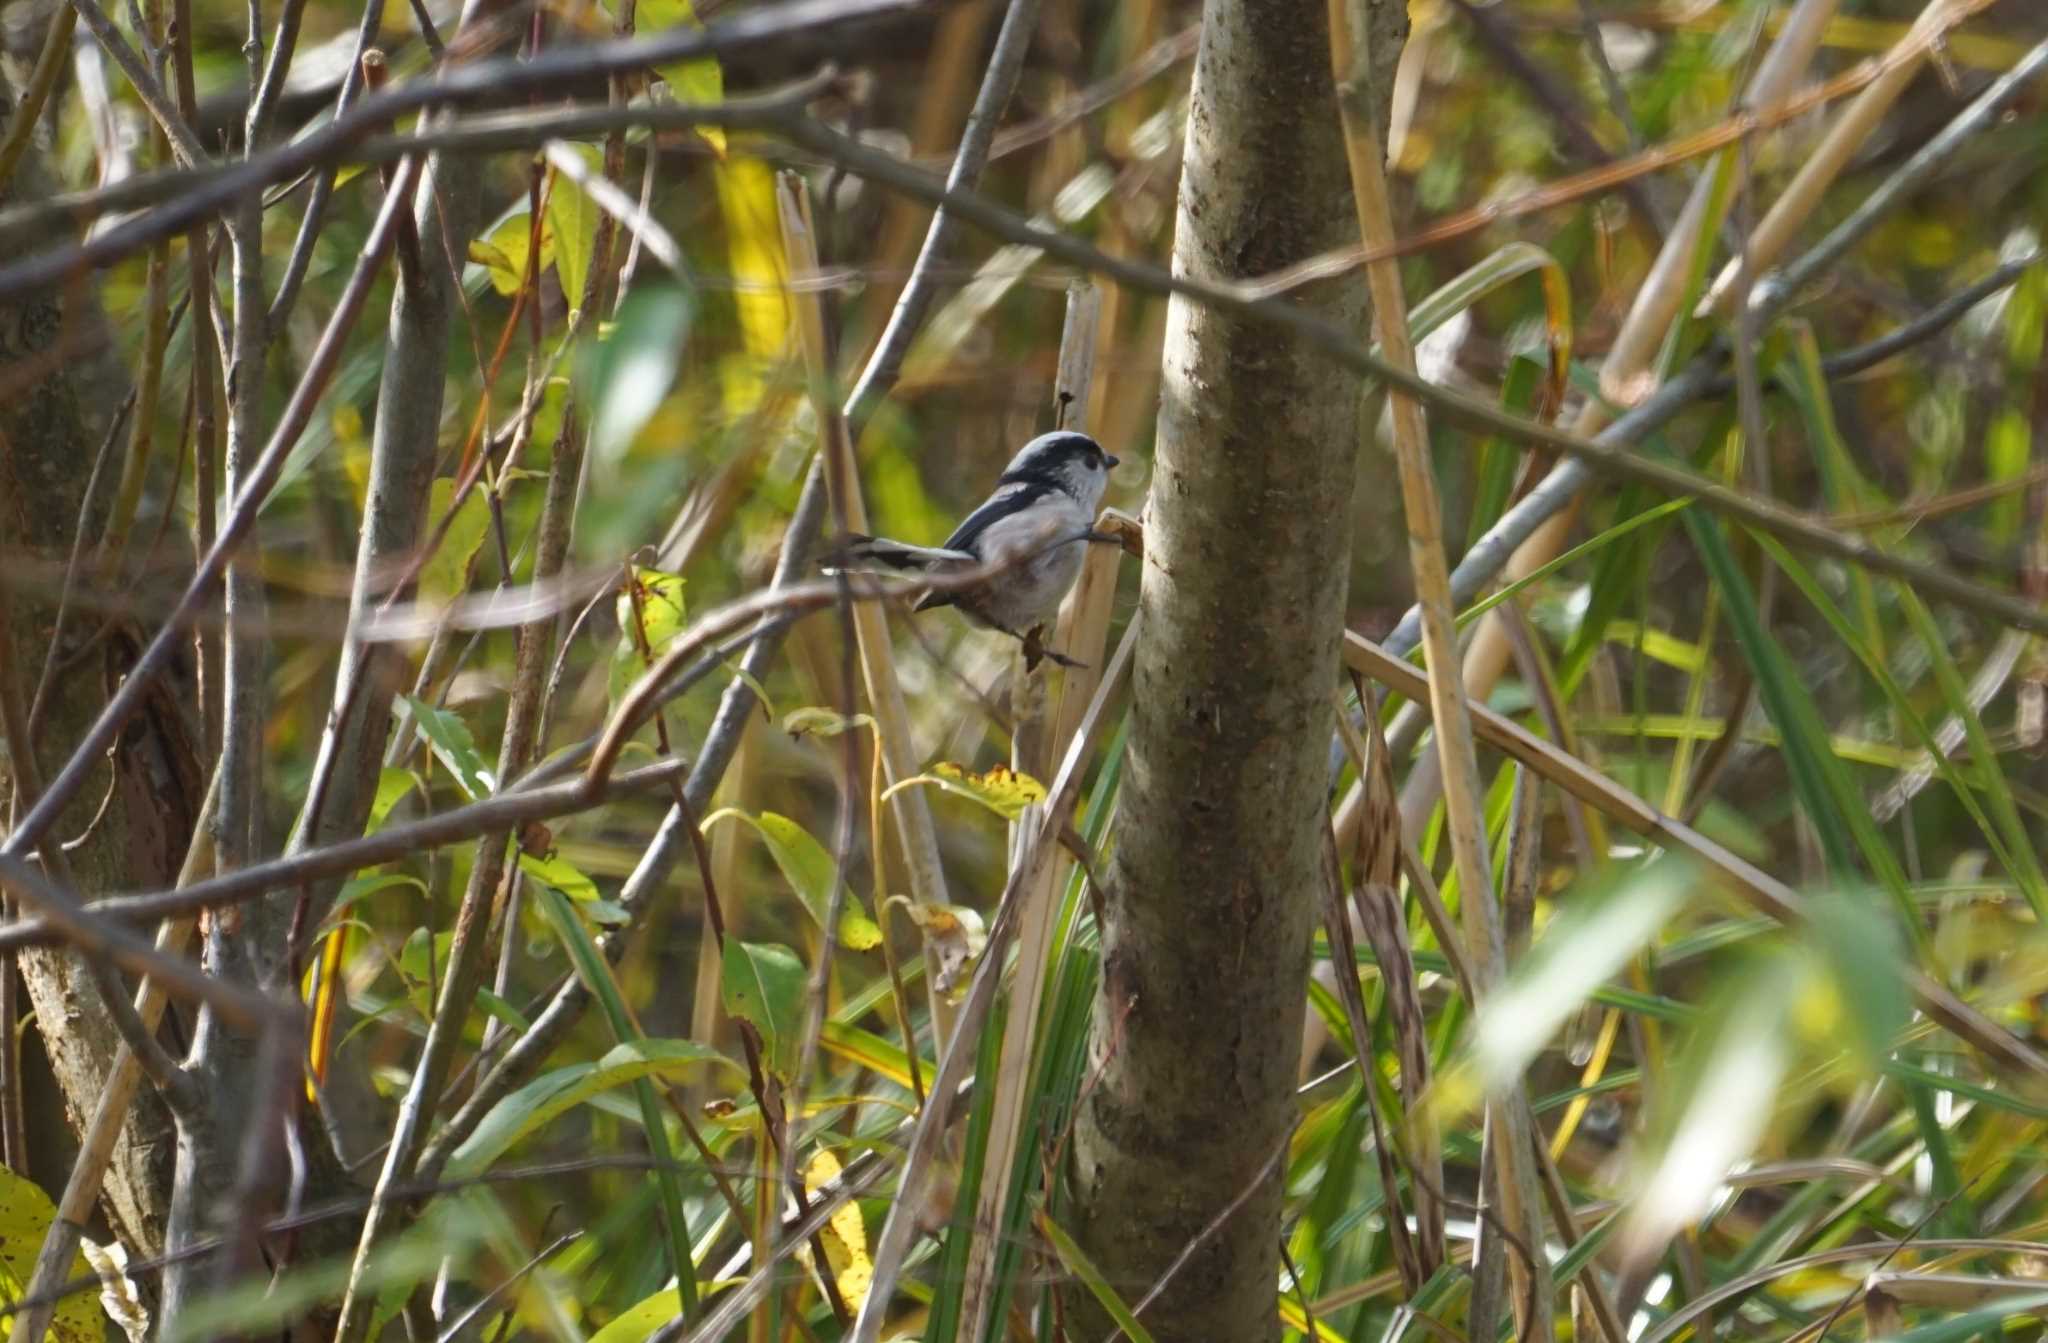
[0,69,189,1264]
[155,30,497,1320]
[1065,0,1400,1337]
[291,123,490,1172]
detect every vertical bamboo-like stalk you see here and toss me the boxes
[776,175,959,1044]
[1326,0,1554,1336]
[1385,0,1837,839]
[960,280,1109,1343]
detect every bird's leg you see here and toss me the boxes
[1020,624,1085,672]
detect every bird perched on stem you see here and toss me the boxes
[824,430,1119,667]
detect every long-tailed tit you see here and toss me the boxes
[825,430,1119,665]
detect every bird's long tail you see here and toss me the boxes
[820,534,975,573]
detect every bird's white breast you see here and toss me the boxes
[963,493,1093,632]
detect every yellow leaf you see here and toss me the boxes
[465,238,515,279]
[547,145,604,312]
[0,1168,109,1343]
[804,1150,873,1310]
[713,155,791,416]
[472,207,552,297]
[932,762,1048,819]
[636,0,726,154]
[417,477,493,606]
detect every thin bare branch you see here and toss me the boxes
[67,0,206,165]
[0,154,422,865]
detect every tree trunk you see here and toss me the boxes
[0,70,196,1262]
[1065,0,1402,1336]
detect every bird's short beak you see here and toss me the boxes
[1105,453,1121,468]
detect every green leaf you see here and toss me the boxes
[469,205,551,297]
[163,1215,470,1343]
[367,767,420,832]
[416,477,493,606]
[546,144,603,310]
[589,1287,690,1343]
[529,885,701,1313]
[1402,241,1570,387]
[584,898,630,926]
[446,1038,736,1178]
[331,870,427,917]
[584,286,694,466]
[619,565,687,652]
[721,939,805,1078]
[0,1167,106,1343]
[701,808,883,950]
[1881,1289,2048,1343]
[1035,1208,1157,1343]
[402,695,493,800]
[475,988,531,1034]
[1801,887,1906,1067]
[1469,859,1693,1091]
[1754,534,2031,916]
[1683,508,1916,926]
[1620,955,1802,1264]
[1467,355,1542,548]
[518,850,600,903]
[722,658,776,723]
[1892,584,2048,919]
[1456,496,1695,632]
[397,927,452,1019]
[782,706,875,738]
[608,565,689,710]
[1985,408,2030,545]
[636,0,725,151]
[818,1019,931,1093]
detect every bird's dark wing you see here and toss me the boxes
[937,479,1059,556]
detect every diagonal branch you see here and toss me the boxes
[0,154,420,864]
[68,0,207,167]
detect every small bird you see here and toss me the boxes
[826,430,1119,666]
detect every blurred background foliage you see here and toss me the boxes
[7,0,2048,1337]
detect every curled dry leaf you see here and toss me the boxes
[80,1238,150,1343]
[887,895,987,995]
[1339,687,1443,1279]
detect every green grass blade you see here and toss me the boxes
[535,886,700,1318]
